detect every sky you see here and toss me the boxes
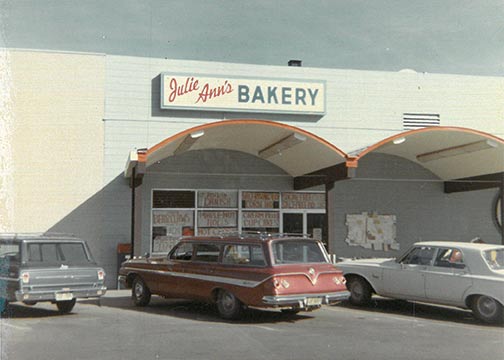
[0,0,503,76]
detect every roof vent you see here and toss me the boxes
[288,60,302,67]
[403,113,440,130]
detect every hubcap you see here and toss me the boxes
[352,282,363,298]
[478,297,497,317]
[221,293,234,311]
[134,282,143,298]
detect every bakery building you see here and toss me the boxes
[2,48,503,288]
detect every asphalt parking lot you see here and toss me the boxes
[1,290,502,360]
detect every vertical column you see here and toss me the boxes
[501,173,504,245]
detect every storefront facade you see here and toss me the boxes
[4,49,504,288]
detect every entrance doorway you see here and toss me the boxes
[282,212,327,247]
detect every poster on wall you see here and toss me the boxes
[197,211,237,227]
[242,192,280,209]
[242,211,280,228]
[345,212,399,251]
[152,210,194,252]
[198,190,238,208]
[281,192,325,209]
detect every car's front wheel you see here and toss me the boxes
[56,299,76,313]
[472,295,503,324]
[132,277,151,307]
[347,276,373,306]
[216,289,243,320]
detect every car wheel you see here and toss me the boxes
[216,290,243,320]
[56,298,76,313]
[472,295,503,324]
[348,277,372,306]
[132,277,151,307]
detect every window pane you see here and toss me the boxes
[483,249,504,270]
[59,243,90,263]
[41,244,59,262]
[153,190,195,208]
[198,191,238,208]
[222,245,266,266]
[193,244,220,262]
[170,243,193,261]
[272,241,327,264]
[402,247,435,265]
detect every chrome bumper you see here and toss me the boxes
[262,291,350,308]
[15,286,107,302]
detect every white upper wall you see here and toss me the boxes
[8,49,105,231]
[103,55,504,180]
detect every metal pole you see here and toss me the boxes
[501,174,504,245]
[131,166,136,257]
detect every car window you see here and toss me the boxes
[483,249,504,270]
[433,248,465,268]
[222,244,266,266]
[193,244,220,262]
[0,243,20,262]
[272,240,328,264]
[169,242,193,261]
[26,242,91,264]
[401,246,435,265]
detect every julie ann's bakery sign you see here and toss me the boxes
[161,73,326,115]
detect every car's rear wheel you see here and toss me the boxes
[132,277,151,307]
[56,298,76,313]
[472,295,503,324]
[347,277,372,306]
[216,289,243,320]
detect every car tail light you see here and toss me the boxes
[21,272,30,284]
[97,270,105,281]
[271,278,290,289]
[332,276,346,285]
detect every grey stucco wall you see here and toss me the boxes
[329,153,501,259]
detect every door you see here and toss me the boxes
[424,247,473,304]
[282,212,327,246]
[382,246,435,300]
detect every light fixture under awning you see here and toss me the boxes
[258,133,307,159]
[417,139,498,163]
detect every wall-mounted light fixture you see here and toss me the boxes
[174,130,205,155]
[259,133,307,159]
[392,137,406,145]
[417,139,498,163]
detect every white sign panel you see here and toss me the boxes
[161,73,325,115]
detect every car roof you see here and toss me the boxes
[0,233,82,243]
[413,241,504,251]
[180,233,314,245]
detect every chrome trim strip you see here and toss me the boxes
[262,291,350,306]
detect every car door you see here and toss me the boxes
[424,247,472,305]
[382,246,435,300]
[153,242,194,297]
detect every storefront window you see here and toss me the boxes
[151,190,325,253]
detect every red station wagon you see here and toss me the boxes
[118,233,349,319]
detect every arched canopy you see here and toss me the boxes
[352,127,504,181]
[125,119,347,178]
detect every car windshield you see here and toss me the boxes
[272,240,328,265]
[483,248,504,270]
[26,242,92,265]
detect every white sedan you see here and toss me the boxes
[337,241,504,323]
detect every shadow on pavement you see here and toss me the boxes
[333,298,503,328]
[0,303,77,319]
[78,291,315,324]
